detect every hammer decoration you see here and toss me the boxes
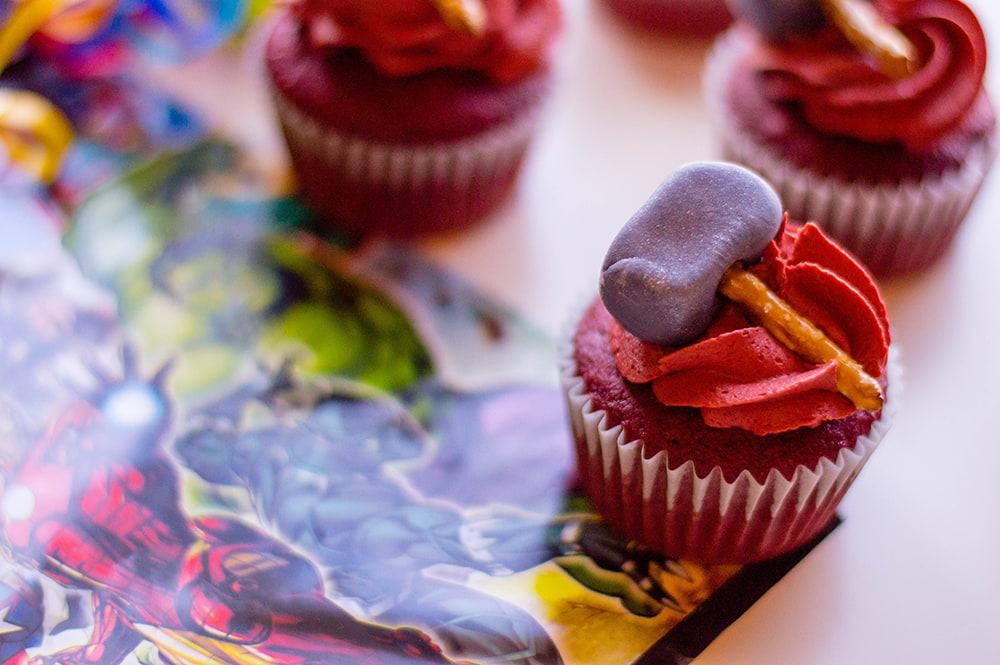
[725,0,918,79]
[600,162,884,412]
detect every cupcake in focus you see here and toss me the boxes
[704,0,997,275]
[560,162,895,564]
[601,0,733,38]
[265,0,561,239]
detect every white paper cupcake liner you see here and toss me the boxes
[273,89,542,197]
[704,28,998,276]
[272,91,542,233]
[558,311,900,564]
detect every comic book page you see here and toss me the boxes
[0,17,833,665]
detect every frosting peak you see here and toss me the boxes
[610,221,890,435]
[749,0,988,151]
[295,0,561,83]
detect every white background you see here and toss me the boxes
[166,1,1000,662]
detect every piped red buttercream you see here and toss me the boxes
[294,0,561,83]
[748,0,988,151]
[610,222,890,435]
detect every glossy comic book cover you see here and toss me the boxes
[0,7,833,664]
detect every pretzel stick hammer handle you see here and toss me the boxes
[430,0,487,35]
[819,0,917,80]
[719,264,884,411]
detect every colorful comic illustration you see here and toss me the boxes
[0,140,834,665]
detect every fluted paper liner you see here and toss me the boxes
[559,320,898,564]
[274,92,540,191]
[272,86,544,235]
[704,28,998,275]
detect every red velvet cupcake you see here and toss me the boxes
[560,162,895,564]
[265,0,561,238]
[601,0,733,38]
[704,0,997,275]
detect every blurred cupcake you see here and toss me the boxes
[601,0,732,38]
[560,162,895,564]
[265,0,561,239]
[704,0,997,275]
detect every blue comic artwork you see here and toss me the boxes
[0,139,765,665]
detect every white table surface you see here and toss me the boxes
[166,1,1000,662]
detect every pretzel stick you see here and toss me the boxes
[430,0,486,36]
[718,264,884,411]
[819,0,917,79]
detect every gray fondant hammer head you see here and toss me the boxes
[600,162,783,346]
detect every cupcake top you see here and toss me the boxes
[729,0,989,151]
[292,0,561,83]
[600,162,890,435]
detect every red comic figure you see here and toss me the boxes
[0,349,470,665]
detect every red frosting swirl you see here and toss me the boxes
[293,0,561,83]
[610,220,890,435]
[748,0,988,151]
